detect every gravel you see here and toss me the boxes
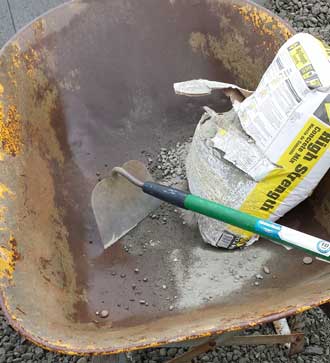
[0,1,329,363]
[267,0,330,44]
[148,141,190,184]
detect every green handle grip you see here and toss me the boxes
[184,194,259,234]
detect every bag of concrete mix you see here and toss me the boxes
[174,33,330,249]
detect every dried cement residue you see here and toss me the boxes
[168,245,272,309]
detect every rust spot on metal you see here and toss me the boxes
[235,5,291,40]
[0,103,21,156]
[22,48,41,78]
[32,19,46,39]
[10,43,21,70]
[0,184,13,199]
[0,236,19,281]
[189,31,265,88]
[189,32,210,57]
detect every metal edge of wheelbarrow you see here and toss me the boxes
[1,0,330,356]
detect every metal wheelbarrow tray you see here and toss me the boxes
[0,0,329,355]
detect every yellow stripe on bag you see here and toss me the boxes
[229,117,330,244]
[288,41,310,70]
[288,41,322,88]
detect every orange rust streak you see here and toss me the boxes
[0,183,14,199]
[235,5,291,40]
[0,236,19,281]
[0,103,22,156]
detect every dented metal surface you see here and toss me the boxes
[0,0,328,356]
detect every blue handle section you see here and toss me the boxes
[254,220,282,240]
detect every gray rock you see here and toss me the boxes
[305,345,324,355]
[34,347,44,359]
[3,343,13,351]
[256,345,265,352]
[263,266,270,274]
[22,353,34,359]
[226,352,233,360]
[76,358,87,363]
[310,334,320,344]
[159,348,167,357]
[303,256,313,265]
[149,351,159,358]
[167,348,178,357]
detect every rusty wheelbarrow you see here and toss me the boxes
[0,0,329,357]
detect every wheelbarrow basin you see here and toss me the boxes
[0,0,329,355]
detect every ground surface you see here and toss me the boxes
[0,0,330,362]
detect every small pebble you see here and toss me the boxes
[139,300,146,305]
[143,277,148,282]
[303,256,313,265]
[95,311,100,316]
[111,272,116,276]
[169,305,174,311]
[256,274,263,280]
[132,284,136,289]
[100,310,109,318]
[134,268,140,273]
[263,266,270,274]
[162,285,167,289]
[120,273,126,278]
[254,281,260,286]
